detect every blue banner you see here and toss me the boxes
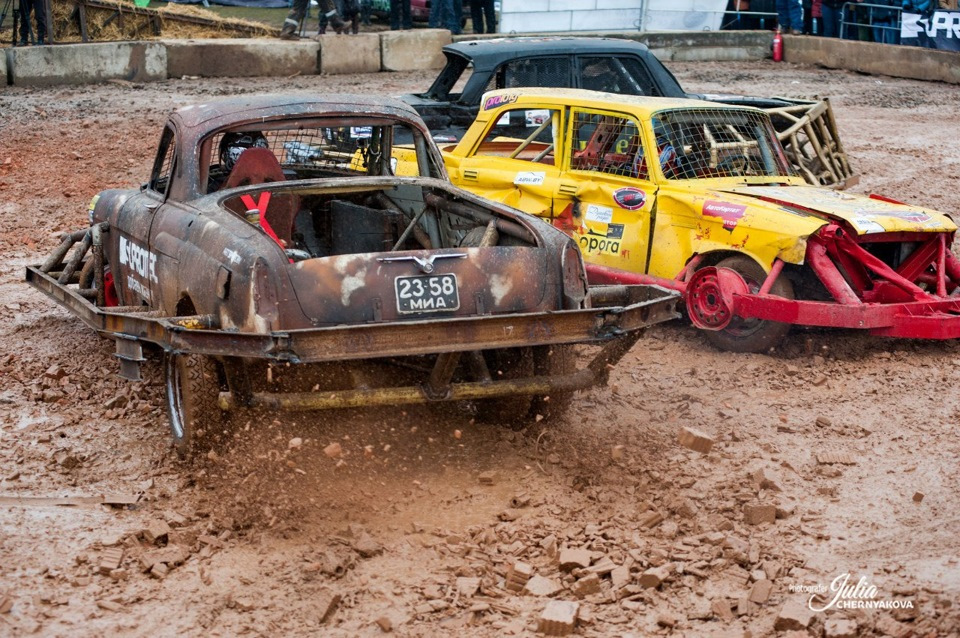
[901,11,960,50]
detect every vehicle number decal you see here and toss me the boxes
[585,204,613,224]
[395,274,460,314]
[514,171,545,186]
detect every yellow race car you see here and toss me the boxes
[440,88,960,352]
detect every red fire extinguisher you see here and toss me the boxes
[772,27,784,62]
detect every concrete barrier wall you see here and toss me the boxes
[4,29,959,87]
[318,33,381,74]
[783,35,960,85]
[164,39,319,79]
[6,42,166,87]
[380,29,451,72]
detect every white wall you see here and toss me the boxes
[498,0,727,33]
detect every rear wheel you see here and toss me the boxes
[701,255,794,353]
[164,353,226,458]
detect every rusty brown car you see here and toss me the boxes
[26,95,678,456]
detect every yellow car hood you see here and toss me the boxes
[720,185,956,235]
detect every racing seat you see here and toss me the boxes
[223,148,299,246]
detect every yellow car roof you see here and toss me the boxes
[479,88,759,118]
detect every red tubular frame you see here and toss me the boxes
[585,223,960,340]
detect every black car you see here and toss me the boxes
[400,37,856,188]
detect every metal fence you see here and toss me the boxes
[840,2,902,42]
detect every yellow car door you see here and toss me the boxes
[557,107,658,275]
[451,105,565,218]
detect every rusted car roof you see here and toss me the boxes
[170,94,426,133]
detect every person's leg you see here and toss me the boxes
[33,0,46,44]
[789,0,803,32]
[821,3,836,36]
[448,0,462,33]
[483,0,496,32]
[775,0,790,30]
[402,0,411,28]
[802,0,813,33]
[282,0,309,37]
[429,0,441,27]
[390,0,400,29]
[471,1,484,32]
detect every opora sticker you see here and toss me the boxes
[613,187,646,210]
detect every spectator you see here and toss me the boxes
[776,0,804,33]
[390,0,412,30]
[811,0,823,34]
[282,0,344,38]
[902,0,932,11]
[360,0,372,25]
[430,0,463,34]
[821,0,843,36]
[18,0,47,46]
[871,0,900,43]
[471,0,497,34]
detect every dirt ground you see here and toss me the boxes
[1,60,959,638]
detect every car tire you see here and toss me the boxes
[164,353,226,459]
[474,348,534,428]
[529,344,575,422]
[702,255,794,353]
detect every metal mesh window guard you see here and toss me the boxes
[569,111,645,179]
[206,123,421,193]
[652,108,793,180]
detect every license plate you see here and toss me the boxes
[395,274,460,314]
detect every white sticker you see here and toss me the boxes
[585,204,613,224]
[852,217,886,234]
[119,235,158,283]
[350,126,373,139]
[525,109,551,127]
[514,172,545,186]
[496,112,511,125]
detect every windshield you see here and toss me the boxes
[651,108,793,180]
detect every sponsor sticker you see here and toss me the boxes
[525,109,551,127]
[852,217,886,234]
[579,223,625,255]
[702,200,747,230]
[119,235,158,284]
[585,204,613,224]
[349,126,373,139]
[613,187,647,210]
[484,94,519,110]
[514,171,546,186]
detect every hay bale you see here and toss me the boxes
[50,0,277,43]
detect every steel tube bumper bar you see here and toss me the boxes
[730,294,960,339]
[25,265,679,363]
